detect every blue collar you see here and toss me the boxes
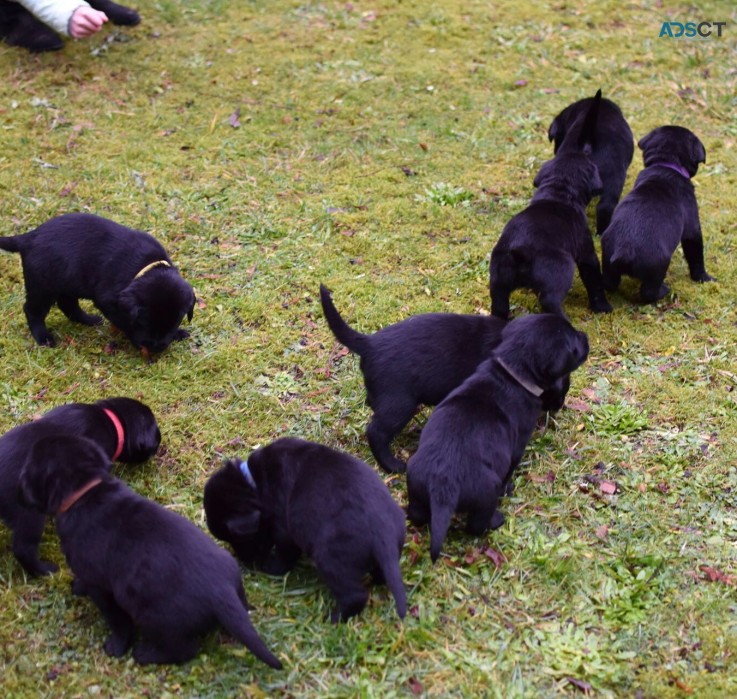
[238,459,256,488]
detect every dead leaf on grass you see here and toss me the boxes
[566,677,592,694]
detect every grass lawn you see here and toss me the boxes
[1,0,736,696]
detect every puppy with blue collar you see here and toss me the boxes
[204,437,407,622]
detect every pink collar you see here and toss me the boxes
[649,161,691,179]
[103,409,125,461]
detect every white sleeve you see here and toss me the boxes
[14,0,91,36]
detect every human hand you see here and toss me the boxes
[69,7,108,38]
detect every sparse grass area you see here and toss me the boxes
[1,0,736,696]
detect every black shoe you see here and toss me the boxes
[87,0,140,26]
[0,1,63,52]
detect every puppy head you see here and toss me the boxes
[638,126,706,177]
[19,436,110,515]
[496,314,589,406]
[533,155,603,201]
[118,271,196,354]
[95,397,161,463]
[204,458,270,567]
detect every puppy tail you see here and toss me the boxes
[429,501,453,564]
[217,593,283,669]
[319,283,369,354]
[0,235,22,254]
[375,544,407,619]
[577,88,602,152]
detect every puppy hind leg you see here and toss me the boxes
[576,243,612,313]
[639,268,670,304]
[531,256,573,317]
[595,196,618,236]
[682,237,715,283]
[601,257,622,292]
[84,586,136,657]
[406,496,430,527]
[12,514,57,576]
[133,631,200,665]
[465,473,501,536]
[57,296,103,326]
[22,295,55,346]
[366,405,416,474]
[490,251,517,319]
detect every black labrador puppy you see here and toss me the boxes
[320,285,569,473]
[0,397,160,576]
[320,284,509,473]
[204,437,407,622]
[19,435,282,668]
[549,90,634,234]
[406,314,589,562]
[489,150,612,318]
[0,213,196,353]
[601,126,713,302]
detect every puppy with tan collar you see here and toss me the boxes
[406,314,589,561]
[0,213,195,353]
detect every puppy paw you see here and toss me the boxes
[490,510,506,530]
[71,578,89,596]
[378,457,407,475]
[693,272,716,283]
[26,559,58,577]
[173,328,190,341]
[34,332,57,347]
[590,300,613,314]
[104,632,132,658]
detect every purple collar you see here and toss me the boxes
[649,161,691,179]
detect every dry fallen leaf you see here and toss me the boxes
[599,480,617,495]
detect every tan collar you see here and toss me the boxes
[496,358,544,397]
[57,478,103,515]
[134,260,171,280]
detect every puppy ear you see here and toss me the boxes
[691,137,706,165]
[118,289,140,322]
[227,511,262,537]
[637,133,652,152]
[18,459,63,514]
[548,119,560,149]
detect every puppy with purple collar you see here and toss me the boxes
[601,126,714,303]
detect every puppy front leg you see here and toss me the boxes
[12,514,58,576]
[682,237,715,283]
[57,296,103,326]
[261,539,300,576]
[84,585,135,657]
[576,243,612,313]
